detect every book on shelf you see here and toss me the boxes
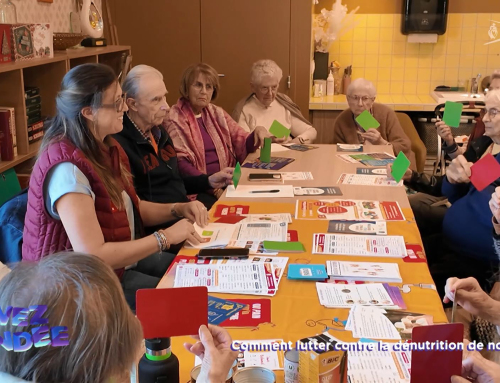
[0,107,17,161]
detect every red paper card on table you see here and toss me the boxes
[410,323,463,383]
[136,287,208,338]
[403,244,426,263]
[470,153,500,192]
[214,215,246,224]
[220,298,271,327]
[214,204,250,217]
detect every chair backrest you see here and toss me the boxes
[395,112,427,173]
[0,189,27,264]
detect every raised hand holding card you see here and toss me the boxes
[260,137,272,163]
[269,120,291,138]
[470,153,500,192]
[391,151,411,183]
[136,287,208,338]
[233,162,242,189]
[443,101,463,128]
[355,110,380,131]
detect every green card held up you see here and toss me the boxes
[443,101,463,128]
[269,120,290,138]
[233,162,242,189]
[260,137,272,163]
[355,110,380,131]
[391,151,411,183]
[263,241,305,253]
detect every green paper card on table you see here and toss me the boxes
[263,241,305,253]
[269,120,291,138]
[232,162,242,189]
[391,151,411,183]
[260,137,272,163]
[355,110,380,131]
[442,101,463,128]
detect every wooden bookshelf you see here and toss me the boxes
[0,45,131,174]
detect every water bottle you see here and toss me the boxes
[138,338,179,383]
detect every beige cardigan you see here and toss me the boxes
[333,103,417,170]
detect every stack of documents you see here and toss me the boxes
[312,234,407,258]
[326,260,402,283]
[315,282,406,309]
[187,221,288,254]
[174,256,289,297]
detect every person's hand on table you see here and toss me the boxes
[446,155,472,184]
[443,277,499,325]
[360,128,388,145]
[176,201,208,227]
[184,325,238,383]
[161,218,203,246]
[209,167,234,189]
[489,187,500,234]
[386,164,412,182]
[436,120,454,146]
[253,126,272,147]
[451,352,500,383]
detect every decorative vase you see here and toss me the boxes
[0,0,17,24]
[313,51,329,80]
[80,0,104,38]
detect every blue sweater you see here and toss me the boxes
[442,154,499,262]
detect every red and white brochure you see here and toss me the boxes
[221,298,272,327]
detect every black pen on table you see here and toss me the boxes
[249,189,280,194]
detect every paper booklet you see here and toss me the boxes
[336,152,395,167]
[326,260,402,283]
[328,220,387,235]
[312,234,407,258]
[345,306,434,341]
[295,199,405,221]
[174,262,278,296]
[187,221,288,255]
[316,282,406,310]
[337,173,402,186]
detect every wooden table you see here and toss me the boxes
[158,144,447,382]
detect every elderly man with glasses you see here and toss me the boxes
[332,78,416,169]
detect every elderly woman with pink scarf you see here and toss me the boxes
[165,63,278,177]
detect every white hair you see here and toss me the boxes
[485,88,500,105]
[123,64,164,99]
[347,78,377,97]
[250,59,283,85]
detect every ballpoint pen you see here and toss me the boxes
[249,189,280,193]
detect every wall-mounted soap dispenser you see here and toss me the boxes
[401,0,448,35]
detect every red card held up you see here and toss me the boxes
[410,323,463,383]
[136,287,208,339]
[470,153,500,192]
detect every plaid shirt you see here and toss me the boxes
[127,112,161,144]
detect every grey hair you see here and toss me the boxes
[0,252,143,383]
[123,64,164,99]
[486,88,500,105]
[347,78,377,97]
[251,59,283,85]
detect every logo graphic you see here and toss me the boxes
[485,20,500,45]
[0,305,69,352]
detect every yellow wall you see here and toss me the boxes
[327,13,500,95]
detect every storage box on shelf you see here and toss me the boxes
[0,45,131,174]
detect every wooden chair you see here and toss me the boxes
[395,112,427,173]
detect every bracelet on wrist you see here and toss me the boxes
[171,203,184,219]
[153,231,170,252]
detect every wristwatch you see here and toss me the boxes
[171,203,184,219]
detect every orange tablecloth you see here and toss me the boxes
[159,200,447,382]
